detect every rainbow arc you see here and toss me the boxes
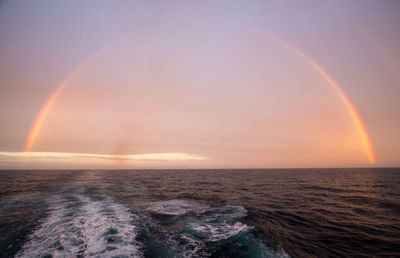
[24,31,375,164]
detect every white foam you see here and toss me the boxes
[16,194,142,257]
[180,234,210,257]
[200,205,247,223]
[147,199,207,216]
[187,220,249,242]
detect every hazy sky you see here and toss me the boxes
[0,0,399,169]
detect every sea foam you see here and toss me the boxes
[16,194,142,258]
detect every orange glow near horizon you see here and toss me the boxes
[249,28,376,164]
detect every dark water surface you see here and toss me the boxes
[0,168,399,257]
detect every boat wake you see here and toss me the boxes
[17,195,289,257]
[16,194,141,257]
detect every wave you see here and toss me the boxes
[185,220,249,242]
[145,199,290,257]
[146,199,208,216]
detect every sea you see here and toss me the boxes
[0,168,399,258]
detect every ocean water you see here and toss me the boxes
[0,169,399,257]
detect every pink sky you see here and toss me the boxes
[0,1,399,168]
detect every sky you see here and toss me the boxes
[0,0,399,169]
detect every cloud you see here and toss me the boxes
[0,151,209,162]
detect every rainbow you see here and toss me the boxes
[249,28,375,164]
[24,31,376,164]
[24,38,123,152]
[25,62,86,152]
